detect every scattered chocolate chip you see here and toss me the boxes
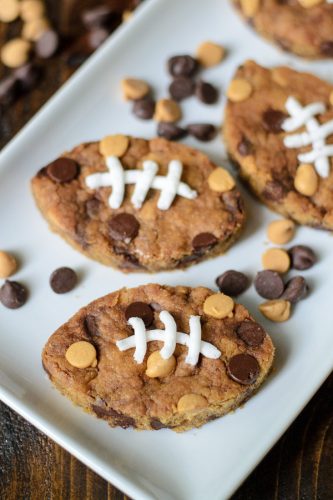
[187,123,216,142]
[289,245,316,270]
[85,198,100,218]
[14,63,41,91]
[237,137,252,156]
[157,122,187,141]
[50,267,78,294]
[35,30,59,59]
[132,97,155,120]
[192,232,218,252]
[0,76,19,105]
[150,418,168,430]
[216,270,249,296]
[109,213,139,242]
[262,180,286,201]
[113,246,143,270]
[282,276,308,304]
[236,321,266,347]
[320,41,333,57]
[227,353,260,385]
[167,55,198,77]
[87,27,109,50]
[254,270,285,299]
[46,158,79,183]
[91,404,136,428]
[169,76,194,101]
[262,109,288,133]
[195,80,218,104]
[82,5,114,29]
[125,302,154,327]
[84,314,99,337]
[0,280,27,309]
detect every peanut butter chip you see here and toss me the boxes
[294,164,318,197]
[267,219,295,245]
[99,134,129,157]
[177,394,208,413]
[0,251,17,279]
[145,351,176,378]
[203,293,234,319]
[298,0,323,8]
[208,167,236,192]
[240,0,260,16]
[20,0,45,22]
[1,38,31,68]
[259,300,291,322]
[196,41,225,67]
[22,17,50,41]
[262,248,290,273]
[121,78,150,100]
[329,90,333,107]
[227,79,252,102]
[0,0,20,23]
[154,99,182,123]
[65,341,97,369]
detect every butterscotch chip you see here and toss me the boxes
[99,134,129,157]
[259,300,291,322]
[267,219,295,245]
[121,78,150,100]
[294,164,318,197]
[203,293,234,319]
[0,0,20,22]
[154,99,181,123]
[1,38,31,68]
[208,167,236,192]
[122,10,133,22]
[240,0,260,17]
[298,0,323,8]
[177,394,208,413]
[329,90,333,106]
[145,351,176,378]
[22,18,50,42]
[262,248,290,273]
[227,79,252,102]
[196,41,225,68]
[65,341,97,369]
[0,251,17,278]
[20,0,45,22]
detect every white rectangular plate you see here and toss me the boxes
[1,1,333,498]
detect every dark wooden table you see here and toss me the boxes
[1,2,333,499]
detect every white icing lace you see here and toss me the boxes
[282,96,333,178]
[85,157,197,210]
[116,311,221,366]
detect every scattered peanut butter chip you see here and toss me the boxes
[203,293,234,319]
[0,251,18,279]
[65,341,97,369]
[208,167,235,192]
[298,0,323,8]
[227,79,252,102]
[99,134,129,157]
[177,394,208,413]
[20,0,45,22]
[329,90,333,107]
[294,164,318,197]
[267,219,295,245]
[154,98,182,123]
[145,351,176,378]
[196,41,225,67]
[240,0,260,16]
[262,248,290,274]
[122,10,133,22]
[22,17,50,41]
[0,0,20,23]
[1,38,31,68]
[259,300,291,322]
[121,78,150,100]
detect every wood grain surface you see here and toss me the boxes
[0,2,333,499]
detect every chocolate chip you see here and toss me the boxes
[282,276,308,304]
[132,98,155,120]
[169,77,194,101]
[91,404,136,428]
[87,27,109,50]
[0,280,27,309]
[216,270,249,296]
[0,76,19,106]
[262,109,288,133]
[157,122,187,141]
[109,213,139,242]
[289,245,316,270]
[320,41,333,56]
[187,123,216,142]
[125,302,154,327]
[84,314,99,336]
[192,233,218,252]
[14,63,41,91]
[113,245,143,269]
[46,158,79,183]
[35,30,59,59]
[263,180,286,201]
[82,6,114,29]
[167,55,198,77]
[150,418,168,430]
[85,198,100,218]
[236,321,266,347]
[227,353,260,385]
[237,137,252,156]
[195,80,218,104]
[50,267,78,294]
[254,270,285,299]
